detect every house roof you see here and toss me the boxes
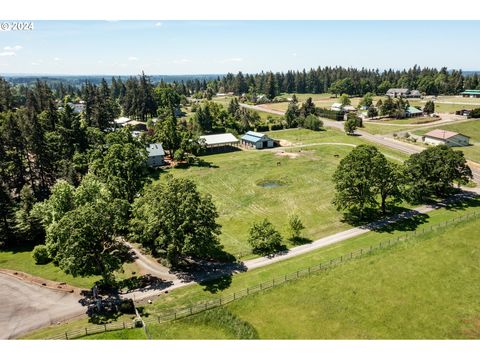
[424,129,470,140]
[387,88,409,93]
[199,133,239,146]
[241,131,272,143]
[147,143,165,157]
[407,106,423,114]
[461,90,480,95]
[114,117,131,125]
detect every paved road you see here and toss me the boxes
[0,272,84,339]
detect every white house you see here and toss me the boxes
[423,130,470,147]
[146,143,165,167]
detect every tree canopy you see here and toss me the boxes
[129,177,222,266]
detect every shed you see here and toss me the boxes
[146,143,165,167]
[114,117,131,126]
[423,130,470,147]
[406,106,423,117]
[199,133,239,152]
[461,90,480,98]
[241,131,274,149]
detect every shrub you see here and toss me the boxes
[32,245,51,265]
[270,124,284,131]
[468,108,480,118]
[248,218,282,255]
[255,124,269,132]
[303,115,323,131]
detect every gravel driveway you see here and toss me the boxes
[0,273,84,339]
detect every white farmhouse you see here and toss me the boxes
[423,130,470,147]
[146,143,165,167]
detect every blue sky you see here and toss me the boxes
[0,21,479,75]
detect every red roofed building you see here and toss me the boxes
[422,129,470,147]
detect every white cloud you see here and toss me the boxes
[128,56,139,61]
[292,53,297,57]
[173,58,191,64]
[4,45,22,51]
[155,22,163,27]
[1,45,23,57]
[53,57,61,61]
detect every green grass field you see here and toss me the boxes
[0,245,140,289]
[162,128,408,256]
[72,199,480,339]
[413,119,480,162]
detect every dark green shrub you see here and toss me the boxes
[32,245,51,265]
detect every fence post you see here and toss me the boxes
[247,287,249,295]
[65,332,68,340]
[360,248,363,255]
[233,292,236,300]
[273,278,275,286]
[260,283,263,290]
[104,324,107,332]
[85,328,88,336]
[174,312,177,320]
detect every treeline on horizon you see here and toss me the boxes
[3,66,480,99]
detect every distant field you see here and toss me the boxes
[409,100,479,114]
[78,200,480,339]
[161,128,408,256]
[413,119,480,162]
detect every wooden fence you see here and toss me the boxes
[48,209,478,340]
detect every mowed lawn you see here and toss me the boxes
[163,128,408,256]
[413,119,480,162]
[82,201,480,339]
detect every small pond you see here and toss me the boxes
[257,180,285,188]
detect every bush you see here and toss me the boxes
[255,124,269,132]
[248,218,282,255]
[303,115,323,131]
[468,108,480,118]
[270,124,284,131]
[32,245,51,265]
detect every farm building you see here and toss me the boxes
[330,103,356,112]
[422,130,470,147]
[146,143,165,167]
[114,117,131,126]
[199,133,239,152]
[461,90,480,98]
[406,106,423,117]
[241,131,274,149]
[386,88,421,98]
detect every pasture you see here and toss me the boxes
[163,128,409,256]
[60,198,480,339]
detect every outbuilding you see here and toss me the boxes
[461,90,480,98]
[146,143,165,167]
[423,129,470,147]
[241,131,274,149]
[406,106,423,117]
[199,133,239,152]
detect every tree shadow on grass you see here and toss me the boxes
[200,275,232,294]
[171,259,247,294]
[289,236,313,246]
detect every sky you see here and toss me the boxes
[0,21,479,75]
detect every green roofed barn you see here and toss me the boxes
[406,106,423,117]
[241,131,275,149]
[461,90,480,98]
